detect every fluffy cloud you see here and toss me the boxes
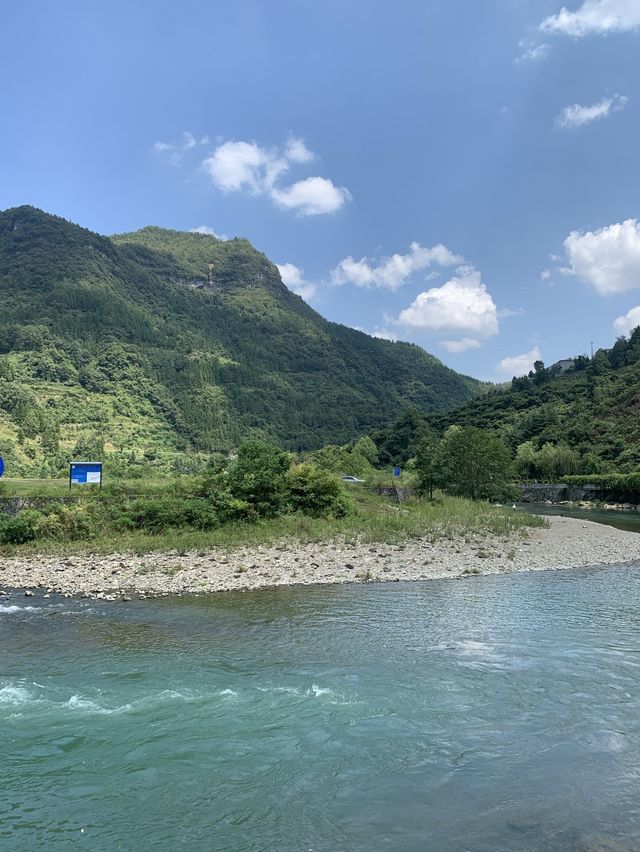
[271,177,351,216]
[540,0,640,37]
[555,94,628,128]
[201,138,350,216]
[191,225,228,240]
[276,262,317,301]
[561,219,640,294]
[397,267,499,337]
[496,346,542,377]
[331,242,462,291]
[202,140,276,193]
[350,325,398,341]
[613,305,640,336]
[440,337,483,353]
[284,138,314,163]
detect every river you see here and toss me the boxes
[519,502,640,534]
[2,564,640,851]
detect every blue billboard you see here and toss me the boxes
[70,462,103,487]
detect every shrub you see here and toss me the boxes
[35,505,95,540]
[285,464,349,517]
[562,473,640,502]
[228,441,291,517]
[115,497,220,533]
[0,509,42,544]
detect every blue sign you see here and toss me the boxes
[0,457,4,478]
[70,462,103,486]
[393,466,401,477]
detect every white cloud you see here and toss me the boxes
[191,225,228,240]
[516,39,550,62]
[370,328,398,341]
[276,262,317,301]
[613,305,640,335]
[555,93,628,128]
[202,140,277,193]
[152,130,208,165]
[397,267,499,337]
[271,177,351,216]
[440,337,483,353]
[541,269,552,280]
[201,137,350,216]
[331,242,462,291]
[541,0,640,37]
[285,137,315,163]
[498,307,524,319]
[496,346,542,377]
[351,325,399,341]
[560,219,640,294]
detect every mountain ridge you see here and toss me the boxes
[0,205,485,475]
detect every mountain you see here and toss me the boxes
[374,333,640,475]
[0,206,483,475]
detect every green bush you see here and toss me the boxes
[285,464,349,517]
[35,504,96,540]
[228,441,291,517]
[116,497,219,533]
[0,509,42,544]
[561,473,640,501]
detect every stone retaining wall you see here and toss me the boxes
[0,496,80,517]
[517,483,607,503]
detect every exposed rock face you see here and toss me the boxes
[517,483,616,503]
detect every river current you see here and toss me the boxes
[2,565,640,850]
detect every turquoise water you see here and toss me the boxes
[520,502,640,534]
[2,568,640,851]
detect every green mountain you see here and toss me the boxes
[374,334,640,475]
[0,205,483,475]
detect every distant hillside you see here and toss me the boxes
[0,206,483,475]
[373,333,640,474]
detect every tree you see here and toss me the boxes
[414,435,441,499]
[529,360,549,386]
[515,441,537,480]
[285,464,348,517]
[435,425,513,501]
[228,440,291,516]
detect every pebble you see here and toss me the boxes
[1,517,639,602]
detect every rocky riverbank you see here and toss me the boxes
[1,516,640,600]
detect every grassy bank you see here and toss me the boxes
[0,486,545,557]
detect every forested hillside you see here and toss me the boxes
[0,206,482,475]
[373,333,640,476]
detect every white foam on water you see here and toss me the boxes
[0,683,35,705]
[0,605,39,614]
[310,684,333,698]
[65,689,201,716]
[219,689,237,696]
[257,686,301,695]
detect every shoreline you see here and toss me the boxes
[1,516,640,601]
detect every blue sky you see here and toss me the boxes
[2,0,640,380]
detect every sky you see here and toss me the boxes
[1,0,640,381]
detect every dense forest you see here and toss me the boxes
[0,206,483,476]
[372,333,640,477]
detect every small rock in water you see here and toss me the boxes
[24,590,34,597]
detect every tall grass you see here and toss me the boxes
[2,490,545,557]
